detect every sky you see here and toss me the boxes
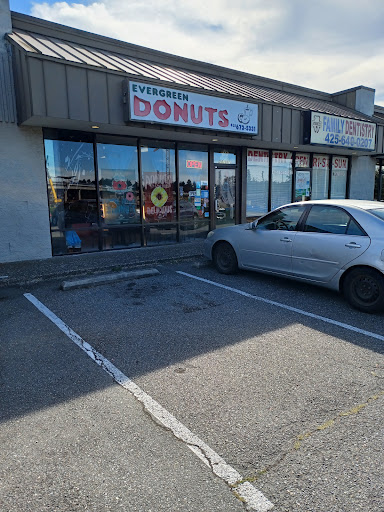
[9,0,384,107]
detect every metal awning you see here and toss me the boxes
[7,28,374,123]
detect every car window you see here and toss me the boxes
[304,205,366,235]
[346,218,366,236]
[257,206,305,231]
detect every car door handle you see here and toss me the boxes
[280,237,292,242]
[345,242,361,248]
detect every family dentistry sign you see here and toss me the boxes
[127,81,258,134]
[307,112,376,151]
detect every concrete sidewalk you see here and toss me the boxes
[0,241,205,288]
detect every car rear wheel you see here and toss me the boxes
[213,242,238,274]
[343,268,384,313]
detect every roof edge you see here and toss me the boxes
[11,10,338,102]
[333,85,376,96]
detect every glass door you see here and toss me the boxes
[214,149,237,228]
[294,153,311,202]
[215,167,236,227]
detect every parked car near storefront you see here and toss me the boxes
[204,199,384,313]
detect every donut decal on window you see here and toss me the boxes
[151,186,168,208]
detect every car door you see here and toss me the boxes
[291,205,371,282]
[240,205,306,274]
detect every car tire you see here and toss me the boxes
[343,268,384,313]
[213,242,238,274]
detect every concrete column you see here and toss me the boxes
[332,86,377,200]
[349,155,376,200]
[0,1,52,262]
[332,86,375,117]
[355,88,375,117]
[0,0,11,47]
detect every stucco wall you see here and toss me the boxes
[0,122,52,262]
[349,155,376,200]
[1,1,52,263]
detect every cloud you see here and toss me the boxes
[30,0,384,105]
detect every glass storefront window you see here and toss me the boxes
[45,129,357,256]
[178,146,209,239]
[101,226,142,250]
[271,151,292,210]
[312,154,329,200]
[145,224,178,246]
[45,139,98,255]
[141,144,176,224]
[331,156,348,199]
[246,149,269,219]
[97,143,140,227]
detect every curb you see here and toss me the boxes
[61,268,161,290]
[0,253,205,289]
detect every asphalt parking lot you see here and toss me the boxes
[1,259,383,512]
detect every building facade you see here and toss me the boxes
[1,1,384,263]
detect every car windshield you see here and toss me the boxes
[367,208,384,221]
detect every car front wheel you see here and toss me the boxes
[343,268,384,313]
[213,242,238,274]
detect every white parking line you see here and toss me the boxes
[23,292,274,512]
[176,271,384,342]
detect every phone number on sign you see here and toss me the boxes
[230,124,257,132]
[325,133,374,149]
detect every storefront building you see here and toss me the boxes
[1,4,384,263]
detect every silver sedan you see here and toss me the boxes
[204,200,384,313]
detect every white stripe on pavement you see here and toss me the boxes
[24,292,274,512]
[176,271,384,342]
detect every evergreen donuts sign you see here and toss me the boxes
[127,81,258,134]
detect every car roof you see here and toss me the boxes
[292,199,384,211]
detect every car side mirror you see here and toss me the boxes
[249,219,259,230]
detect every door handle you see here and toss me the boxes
[345,242,361,248]
[280,237,292,242]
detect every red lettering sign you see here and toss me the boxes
[218,110,229,128]
[191,104,202,124]
[134,96,151,116]
[153,99,172,120]
[204,107,218,126]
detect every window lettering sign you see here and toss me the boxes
[295,153,310,168]
[332,156,348,170]
[128,81,258,134]
[313,155,329,169]
[247,149,269,162]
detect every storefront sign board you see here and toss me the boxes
[128,81,258,134]
[305,112,376,151]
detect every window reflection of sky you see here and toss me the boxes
[97,144,138,182]
[214,151,236,165]
[44,140,95,183]
[141,147,175,175]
